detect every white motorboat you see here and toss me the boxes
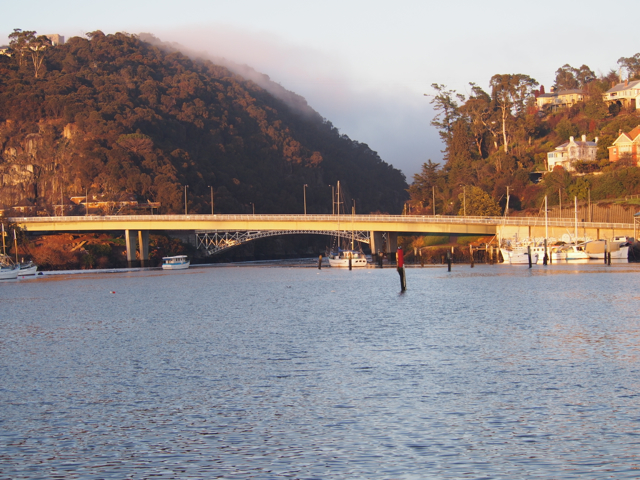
[327,249,368,268]
[549,245,567,261]
[500,247,539,264]
[0,255,19,280]
[162,255,190,270]
[18,261,38,276]
[585,239,629,260]
[563,244,590,260]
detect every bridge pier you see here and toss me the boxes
[125,229,150,267]
[139,230,150,267]
[370,231,398,264]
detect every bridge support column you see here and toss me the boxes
[387,232,398,263]
[370,231,385,263]
[138,230,149,267]
[125,230,138,267]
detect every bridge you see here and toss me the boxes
[8,214,637,266]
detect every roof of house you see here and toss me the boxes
[605,80,640,94]
[555,139,598,150]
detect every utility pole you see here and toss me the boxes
[184,185,188,215]
[432,186,436,215]
[208,185,214,214]
[303,184,307,215]
[463,186,466,216]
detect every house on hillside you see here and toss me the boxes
[547,135,598,172]
[45,34,64,46]
[11,199,36,216]
[536,87,586,112]
[603,79,640,111]
[608,125,640,164]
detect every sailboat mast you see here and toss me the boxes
[545,195,548,240]
[13,229,18,264]
[574,196,578,243]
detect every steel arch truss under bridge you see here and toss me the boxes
[195,230,370,255]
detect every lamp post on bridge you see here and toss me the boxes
[303,184,308,216]
[184,185,188,215]
[208,185,214,215]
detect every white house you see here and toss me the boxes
[536,88,585,112]
[547,135,598,172]
[603,79,640,111]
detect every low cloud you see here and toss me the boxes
[149,25,442,178]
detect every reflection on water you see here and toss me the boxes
[2,263,640,478]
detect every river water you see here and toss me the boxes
[2,262,640,479]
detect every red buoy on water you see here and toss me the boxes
[397,247,406,292]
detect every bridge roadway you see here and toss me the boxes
[9,214,636,265]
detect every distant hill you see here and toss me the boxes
[0,30,408,215]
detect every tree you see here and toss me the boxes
[459,83,498,157]
[618,53,640,80]
[7,29,51,77]
[457,186,501,216]
[490,74,538,153]
[408,160,441,210]
[554,64,595,90]
[554,64,579,90]
[554,118,580,141]
[427,83,464,152]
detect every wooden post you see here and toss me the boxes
[318,255,322,269]
[604,241,607,265]
[543,239,548,265]
[348,253,352,271]
[469,245,474,268]
[447,251,452,272]
[527,245,532,268]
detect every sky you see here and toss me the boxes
[2,0,638,180]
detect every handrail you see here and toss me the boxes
[7,213,635,229]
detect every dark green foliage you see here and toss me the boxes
[0,31,407,214]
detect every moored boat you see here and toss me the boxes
[0,255,19,280]
[18,261,38,276]
[327,249,368,268]
[563,243,590,260]
[585,239,630,260]
[162,255,190,270]
[500,247,539,265]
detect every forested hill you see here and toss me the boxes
[0,30,407,215]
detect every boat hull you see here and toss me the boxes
[0,266,19,280]
[500,248,539,265]
[162,262,190,270]
[18,264,38,276]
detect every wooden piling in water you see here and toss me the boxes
[318,255,322,269]
[527,246,532,268]
[447,251,452,272]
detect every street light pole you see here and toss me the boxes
[208,186,214,214]
[184,185,188,215]
[303,184,307,215]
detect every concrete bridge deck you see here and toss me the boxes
[8,213,636,235]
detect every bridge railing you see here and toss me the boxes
[7,214,635,229]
